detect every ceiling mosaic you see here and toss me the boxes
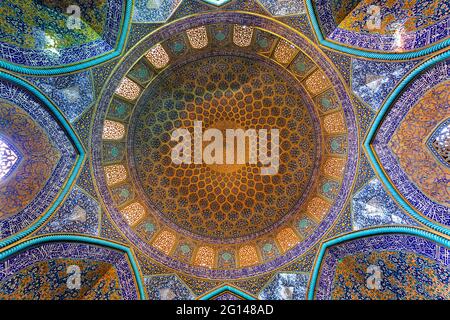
[0,0,448,300]
[0,0,132,74]
[310,0,450,58]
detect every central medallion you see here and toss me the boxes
[130,55,319,241]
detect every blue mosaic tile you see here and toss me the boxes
[352,59,417,110]
[110,183,135,206]
[127,60,154,85]
[144,275,194,300]
[282,251,316,273]
[327,203,353,238]
[73,104,94,149]
[27,71,94,123]
[211,292,243,300]
[0,0,127,69]
[352,178,419,230]
[133,0,182,23]
[37,186,101,236]
[353,94,376,139]
[259,239,281,262]
[166,0,214,23]
[76,160,97,199]
[323,48,351,84]
[296,217,317,237]
[100,212,130,245]
[312,0,358,36]
[278,15,316,43]
[259,273,309,300]
[289,51,316,79]
[258,0,305,16]
[354,151,376,192]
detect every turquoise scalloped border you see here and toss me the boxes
[363,50,450,235]
[307,226,450,300]
[305,0,450,60]
[0,0,133,75]
[0,235,146,299]
[200,285,256,300]
[0,71,85,248]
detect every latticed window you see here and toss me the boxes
[152,230,177,255]
[238,245,259,267]
[324,157,345,178]
[102,120,125,140]
[0,138,19,180]
[274,39,298,64]
[145,44,170,69]
[233,25,254,47]
[307,197,331,221]
[276,227,300,252]
[323,112,346,134]
[115,77,141,100]
[304,68,331,96]
[186,26,208,49]
[121,202,146,226]
[104,164,127,186]
[194,246,215,268]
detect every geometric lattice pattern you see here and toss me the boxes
[131,55,318,240]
